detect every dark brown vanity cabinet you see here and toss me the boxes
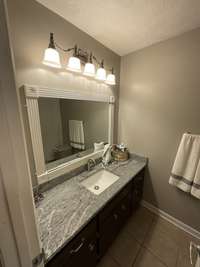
[132,169,145,211]
[46,168,145,267]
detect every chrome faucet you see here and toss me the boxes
[87,158,96,171]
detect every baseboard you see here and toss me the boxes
[141,200,200,240]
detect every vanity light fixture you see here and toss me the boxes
[42,33,116,85]
[43,33,61,68]
[106,68,116,85]
[96,60,106,81]
[83,53,95,77]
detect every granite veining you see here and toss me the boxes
[35,154,147,262]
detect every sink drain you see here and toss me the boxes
[94,185,100,190]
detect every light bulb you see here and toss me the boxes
[67,56,81,72]
[96,67,106,81]
[83,62,95,77]
[42,48,61,68]
[106,73,116,85]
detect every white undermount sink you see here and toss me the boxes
[81,170,119,195]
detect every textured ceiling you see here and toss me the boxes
[36,0,200,56]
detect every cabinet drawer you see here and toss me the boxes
[99,182,132,225]
[98,205,121,257]
[46,219,97,267]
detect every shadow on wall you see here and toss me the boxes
[143,166,158,208]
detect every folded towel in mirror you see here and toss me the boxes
[69,120,85,150]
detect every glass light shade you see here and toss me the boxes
[67,56,81,72]
[106,73,116,85]
[96,67,106,81]
[42,48,61,68]
[83,62,95,77]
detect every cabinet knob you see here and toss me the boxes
[113,213,118,220]
[135,189,139,196]
[89,243,95,252]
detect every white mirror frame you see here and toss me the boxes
[24,84,115,184]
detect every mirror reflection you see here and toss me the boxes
[38,98,109,170]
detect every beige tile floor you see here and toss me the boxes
[97,206,199,267]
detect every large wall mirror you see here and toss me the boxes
[39,98,109,170]
[24,85,114,184]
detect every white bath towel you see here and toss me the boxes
[69,120,85,150]
[169,133,200,199]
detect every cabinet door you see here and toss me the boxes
[132,169,144,211]
[99,193,132,258]
[119,192,132,220]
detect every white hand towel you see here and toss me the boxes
[169,133,200,199]
[191,159,200,199]
[69,120,85,150]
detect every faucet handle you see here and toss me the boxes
[87,158,96,171]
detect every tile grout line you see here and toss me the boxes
[142,246,170,267]
[142,208,190,267]
[107,216,149,267]
[107,253,123,267]
[131,245,143,267]
[139,215,170,267]
[142,218,171,267]
[132,214,155,267]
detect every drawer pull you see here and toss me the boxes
[121,204,126,211]
[70,239,85,254]
[113,213,118,220]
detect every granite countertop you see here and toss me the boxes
[36,154,147,262]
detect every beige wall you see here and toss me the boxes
[119,28,200,231]
[7,0,120,185]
